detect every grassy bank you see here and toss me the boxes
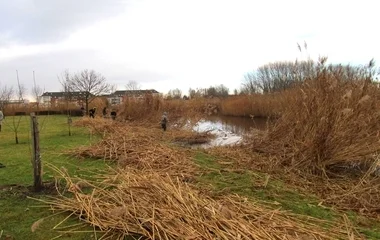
[1,115,380,239]
[0,115,107,239]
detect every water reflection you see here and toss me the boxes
[204,115,269,135]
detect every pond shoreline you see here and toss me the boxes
[189,115,270,148]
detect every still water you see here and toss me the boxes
[192,115,270,147]
[202,115,269,135]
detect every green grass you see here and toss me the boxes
[193,151,380,239]
[0,115,109,239]
[1,116,380,239]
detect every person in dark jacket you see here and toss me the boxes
[0,109,3,132]
[89,107,96,118]
[110,109,117,120]
[161,112,168,131]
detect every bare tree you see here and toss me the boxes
[58,70,74,136]
[243,60,317,93]
[31,71,43,114]
[125,80,141,91]
[0,84,14,110]
[66,69,112,115]
[242,72,258,94]
[167,88,182,99]
[8,71,26,144]
[243,57,380,94]
[188,88,196,99]
[215,84,229,97]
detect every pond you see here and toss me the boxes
[192,115,271,147]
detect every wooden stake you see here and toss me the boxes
[30,112,43,192]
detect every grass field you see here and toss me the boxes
[0,115,107,239]
[1,115,380,239]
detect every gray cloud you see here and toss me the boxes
[0,0,127,45]
[0,49,172,99]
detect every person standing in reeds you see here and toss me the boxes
[161,112,168,131]
[80,106,85,117]
[0,109,3,132]
[102,107,107,118]
[0,109,4,167]
[110,109,117,120]
[89,107,96,118]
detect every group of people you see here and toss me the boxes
[102,107,117,120]
[82,106,117,120]
[82,106,168,131]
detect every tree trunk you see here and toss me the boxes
[85,96,89,116]
[15,132,19,144]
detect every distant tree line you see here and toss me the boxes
[165,84,230,100]
[241,58,379,94]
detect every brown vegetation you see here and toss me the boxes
[207,62,380,217]
[251,66,380,175]
[117,95,220,125]
[70,117,200,178]
[219,94,282,118]
[35,158,359,239]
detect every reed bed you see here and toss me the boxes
[249,67,380,175]
[117,96,209,124]
[219,94,282,118]
[34,166,361,240]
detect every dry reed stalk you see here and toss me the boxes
[33,165,362,240]
[116,95,208,125]
[219,94,283,118]
[249,67,380,175]
[238,65,380,215]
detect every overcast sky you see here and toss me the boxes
[0,0,379,100]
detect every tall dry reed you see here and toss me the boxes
[252,65,380,175]
[117,95,216,125]
[219,94,283,118]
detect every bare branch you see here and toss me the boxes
[0,84,14,109]
[125,80,141,91]
[63,69,111,114]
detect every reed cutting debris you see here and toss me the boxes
[70,118,208,178]
[209,144,380,217]
[33,165,361,240]
[73,116,119,134]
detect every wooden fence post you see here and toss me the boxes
[30,112,43,192]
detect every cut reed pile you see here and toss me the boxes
[72,117,119,134]
[208,146,380,217]
[34,165,361,240]
[69,117,209,178]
